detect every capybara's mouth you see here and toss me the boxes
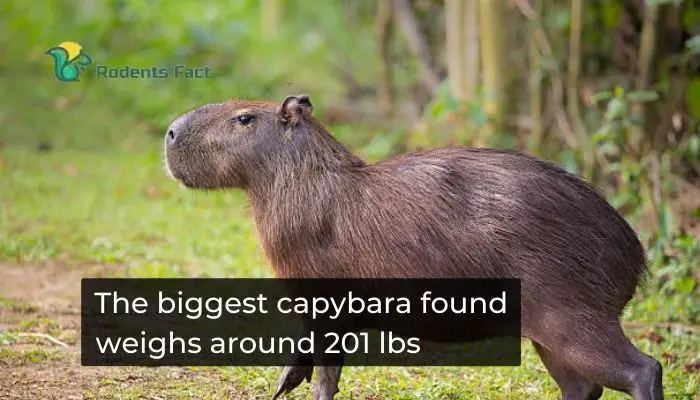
[163,155,180,182]
[166,163,218,190]
[169,168,194,188]
[163,156,191,187]
[179,178,197,188]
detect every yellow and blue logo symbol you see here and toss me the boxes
[46,42,92,82]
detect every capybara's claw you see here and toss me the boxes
[272,365,313,400]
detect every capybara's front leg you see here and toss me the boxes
[313,366,342,400]
[272,360,313,399]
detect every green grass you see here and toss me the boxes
[1,144,267,278]
[0,347,65,366]
[1,74,699,399]
[0,74,266,277]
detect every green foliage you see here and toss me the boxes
[645,0,684,6]
[686,35,700,55]
[686,79,700,120]
[592,86,699,324]
[0,0,399,125]
[592,87,661,213]
[421,81,504,149]
[426,89,489,131]
[425,82,462,122]
[654,235,699,295]
[592,86,663,195]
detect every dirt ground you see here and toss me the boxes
[0,263,129,399]
[0,263,249,400]
[0,263,96,399]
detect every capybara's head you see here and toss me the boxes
[164,95,315,189]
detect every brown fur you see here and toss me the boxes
[165,95,663,400]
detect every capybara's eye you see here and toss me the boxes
[234,114,255,125]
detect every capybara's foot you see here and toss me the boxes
[272,365,313,400]
[312,366,341,400]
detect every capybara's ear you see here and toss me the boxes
[279,94,313,124]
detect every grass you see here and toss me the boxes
[1,73,699,399]
[0,347,65,366]
[0,73,265,278]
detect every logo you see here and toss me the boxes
[46,42,92,82]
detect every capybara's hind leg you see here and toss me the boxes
[629,355,663,400]
[313,366,342,400]
[535,318,663,399]
[532,341,603,400]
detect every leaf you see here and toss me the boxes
[610,192,633,208]
[640,330,665,344]
[559,150,579,175]
[686,135,700,160]
[685,34,700,55]
[467,104,489,128]
[428,101,445,120]
[673,235,696,251]
[613,86,625,98]
[601,2,622,29]
[591,130,610,143]
[675,277,696,294]
[592,90,614,104]
[655,264,678,277]
[645,0,678,5]
[627,112,645,127]
[682,10,700,31]
[605,98,627,120]
[658,206,675,240]
[685,361,700,373]
[599,141,620,157]
[552,10,570,30]
[685,79,700,120]
[362,134,395,161]
[627,90,660,103]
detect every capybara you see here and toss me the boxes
[164,95,663,400]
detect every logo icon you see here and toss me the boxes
[46,42,92,82]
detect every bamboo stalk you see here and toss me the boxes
[567,0,594,178]
[463,1,479,102]
[478,0,508,138]
[377,0,395,118]
[446,0,466,99]
[528,0,543,154]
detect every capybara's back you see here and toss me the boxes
[263,147,646,313]
[165,95,664,400]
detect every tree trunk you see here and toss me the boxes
[445,0,479,102]
[377,0,395,118]
[567,0,593,178]
[478,0,508,138]
[446,0,465,99]
[528,0,543,155]
[632,3,671,233]
[463,1,479,102]
[632,2,668,154]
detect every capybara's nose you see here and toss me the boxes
[166,128,176,144]
[166,114,188,146]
